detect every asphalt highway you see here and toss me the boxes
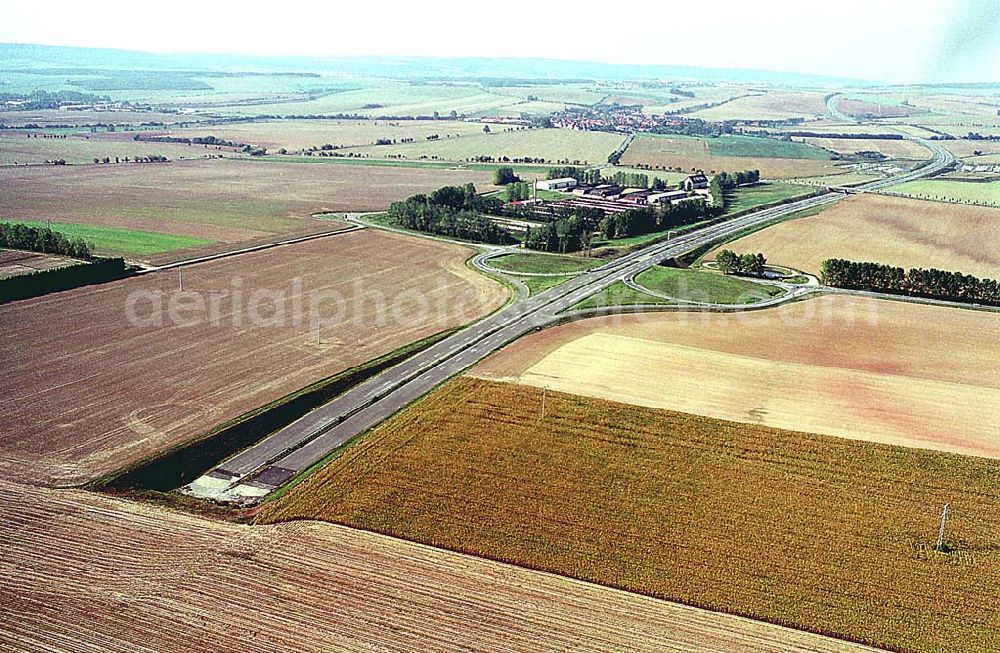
[183,139,954,503]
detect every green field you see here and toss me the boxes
[706,135,831,160]
[0,220,212,256]
[889,180,1000,206]
[489,252,601,275]
[633,266,785,304]
[723,182,816,215]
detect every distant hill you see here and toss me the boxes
[0,42,878,86]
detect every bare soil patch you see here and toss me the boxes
[0,230,505,486]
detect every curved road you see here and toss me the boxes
[185,138,954,503]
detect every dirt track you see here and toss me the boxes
[0,480,881,653]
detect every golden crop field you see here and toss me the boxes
[0,158,498,263]
[620,134,843,178]
[262,376,1000,653]
[473,295,1000,459]
[0,230,506,487]
[0,480,876,653]
[723,193,1000,277]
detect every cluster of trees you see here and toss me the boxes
[545,166,669,190]
[820,259,999,306]
[0,222,92,259]
[524,214,593,253]
[716,250,767,276]
[468,154,552,164]
[92,155,168,164]
[715,169,761,189]
[388,184,513,245]
[710,169,761,209]
[505,182,533,201]
[493,166,520,185]
[525,197,711,252]
[134,134,247,148]
[783,131,903,140]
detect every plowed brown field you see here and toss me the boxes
[721,194,1000,278]
[473,295,1000,458]
[0,158,498,263]
[0,480,877,653]
[0,230,505,486]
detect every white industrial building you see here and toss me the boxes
[536,177,578,191]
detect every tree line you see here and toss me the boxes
[820,258,1000,306]
[388,184,514,245]
[546,166,671,190]
[0,222,93,259]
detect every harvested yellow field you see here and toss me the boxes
[263,377,1000,653]
[473,295,1000,458]
[0,480,874,653]
[620,135,842,179]
[723,194,1000,278]
[689,90,829,121]
[800,137,931,160]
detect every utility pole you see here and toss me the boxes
[541,387,547,418]
[178,269,183,292]
[936,503,950,552]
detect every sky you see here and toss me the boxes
[1,0,998,83]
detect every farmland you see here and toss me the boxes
[722,182,816,215]
[0,480,877,653]
[0,230,506,486]
[261,376,1000,653]
[688,90,829,120]
[341,128,627,166]
[137,119,493,152]
[0,248,81,279]
[210,83,531,118]
[723,194,1000,277]
[1,219,211,256]
[888,179,1000,206]
[474,295,1000,458]
[706,135,831,160]
[0,158,499,262]
[620,134,844,179]
[798,137,931,160]
[0,130,212,164]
